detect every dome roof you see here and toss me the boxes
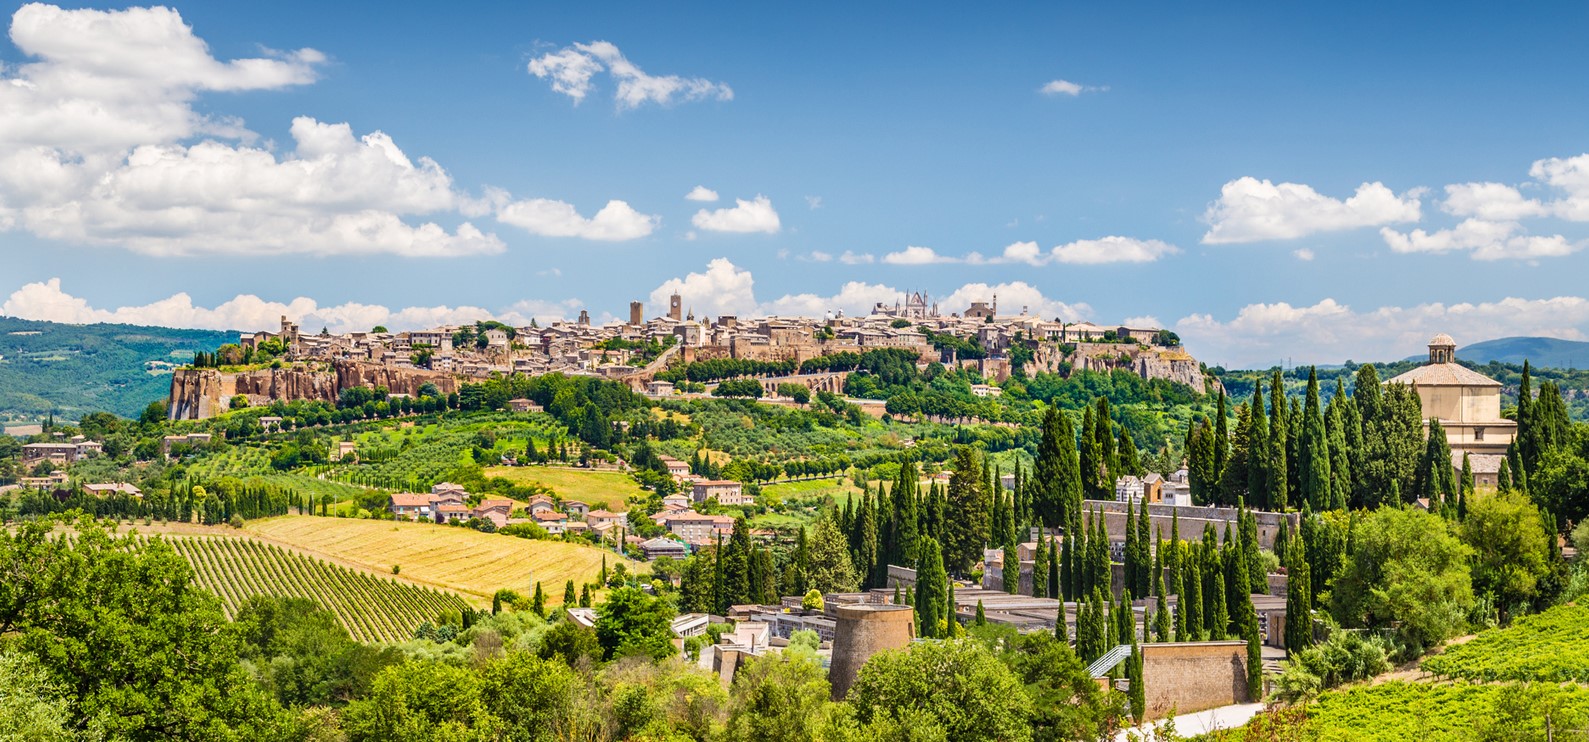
[1429,332,1456,347]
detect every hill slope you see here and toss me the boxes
[157,534,470,643]
[1457,336,1589,368]
[0,316,232,422]
[243,515,636,604]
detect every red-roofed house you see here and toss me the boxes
[389,493,433,520]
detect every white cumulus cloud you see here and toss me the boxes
[684,185,718,202]
[940,282,1091,320]
[1201,177,1422,244]
[882,246,955,265]
[1177,296,1589,368]
[529,40,732,110]
[1039,79,1106,96]
[495,198,658,241]
[691,195,780,234]
[1380,219,1580,261]
[1,278,581,333]
[953,237,1180,266]
[649,258,759,318]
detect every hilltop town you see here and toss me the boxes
[166,291,1206,419]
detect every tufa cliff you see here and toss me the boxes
[168,360,461,420]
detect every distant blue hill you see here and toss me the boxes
[1403,336,1589,368]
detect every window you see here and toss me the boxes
[1475,427,1485,441]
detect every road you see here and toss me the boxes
[1115,703,1266,741]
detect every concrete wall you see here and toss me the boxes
[1140,641,1252,719]
[828,604,915,700]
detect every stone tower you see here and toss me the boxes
[828,603,915,700]
[1428,332,1456,364]
[669,293,682,321]
[629,301,644,326]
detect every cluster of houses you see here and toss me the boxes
[235,286,1187,390]
[386,482,629,537]
[1113,468,1194,506]
[21,436,103,465]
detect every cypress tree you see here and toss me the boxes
[794,526,810,594]
[943,447,992,575]
[1033,408,1077,527]
[1187,418,1216,505]
[1247,383,1271,510]
[1497,457,1513,492]
[1213,392,1231,504]
[914,536,948,639]
[855,492,879,588]
[1284,538,1312,653]
[1055,598,1069,642]
[1154,571,1172,642]
[945,579,960,638]
[1118,428,1142,476]
[579,584,591,608]
[1135,500,1153,598]
[1048,537,1060,599]
[1128,645,1146,723]
[1183,554,1203,641]
[1268,371,1290,511]
[1222,401,1252,507]
[1244,614,1264,700]
[1206,565,1227,639]
[892,461,920,567]
[1097,397,1118,483]
[1080,406,1101,500]
[1003,534,1021,595]
[1091,511,1111,597]
[564,579,576,605]
[1032,533,1049,598]
[532,582,546,617]
[1061,521,1076,600]
[1299,367,1332,511]
[1123,499,1139,595]
[1325,379,1354,510]
[975,599,987,627]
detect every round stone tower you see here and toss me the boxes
[828,604,915,699]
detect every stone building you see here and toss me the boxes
[1385,333,1516,486]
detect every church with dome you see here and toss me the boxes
[1385,333,1515,486]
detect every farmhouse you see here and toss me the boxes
[692,480,751,506]
[389,493,433,520]
[22,438,103,464]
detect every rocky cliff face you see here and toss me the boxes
[1027,343,1217,394]
[168,361,461,420]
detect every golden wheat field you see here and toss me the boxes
[482,465,646,509]
[244,515,636,605]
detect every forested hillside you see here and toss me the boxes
[0,316,231,422]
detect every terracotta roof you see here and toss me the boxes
[437,503,469,513]
[477,498,514,509]
[390,493,431,507]
[1385,362,1501,387]
[533,510,568,522]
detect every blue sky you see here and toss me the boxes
[3,1,1589,367]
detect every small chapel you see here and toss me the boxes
[1385,333,1515,486]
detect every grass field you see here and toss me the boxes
[482,466,644,509]
[157,534,470,643]
[243,515,636,605]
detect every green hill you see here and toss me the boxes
[1455,336,1589,368]
[0,316,232,423]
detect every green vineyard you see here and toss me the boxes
[156,535,471,643]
